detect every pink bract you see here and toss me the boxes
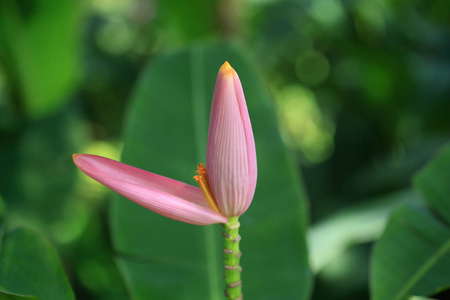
[207,62,257,217]
[73,62,257,225]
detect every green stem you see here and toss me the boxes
[223,217,243,300]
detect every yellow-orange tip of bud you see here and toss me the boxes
[220,61,233,75]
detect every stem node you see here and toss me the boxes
[223,217,243,300]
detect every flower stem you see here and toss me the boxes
[223,216,243,300]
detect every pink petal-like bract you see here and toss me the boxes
[73,154,228,225]
[206,62,257,217]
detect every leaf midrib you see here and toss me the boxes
[393,238,450,300]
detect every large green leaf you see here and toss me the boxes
[110,43,311,299]
[370,144,450,300]
[414,145,450,223]
[0,290,39,300]
[0,228,74,300]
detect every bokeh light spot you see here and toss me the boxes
[309,0,345,27]
[275,85,335,163]
[96,19,136,55]
[296,52,330,87]
[52,202,90,244]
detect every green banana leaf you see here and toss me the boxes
[0,291,39,300]
[370,144,450,300]
[0,228,74,300]
[110,43,311,299]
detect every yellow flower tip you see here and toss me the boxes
[220,61,234,76]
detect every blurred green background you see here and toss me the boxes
[0,0,449,299]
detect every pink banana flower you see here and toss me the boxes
[73,62,257,225]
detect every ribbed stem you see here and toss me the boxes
[223,217,242,300]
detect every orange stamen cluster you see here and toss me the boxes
[194,163,221,214]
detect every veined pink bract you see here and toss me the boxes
[73,62,257,225]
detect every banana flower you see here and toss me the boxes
[73,62,257,226]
